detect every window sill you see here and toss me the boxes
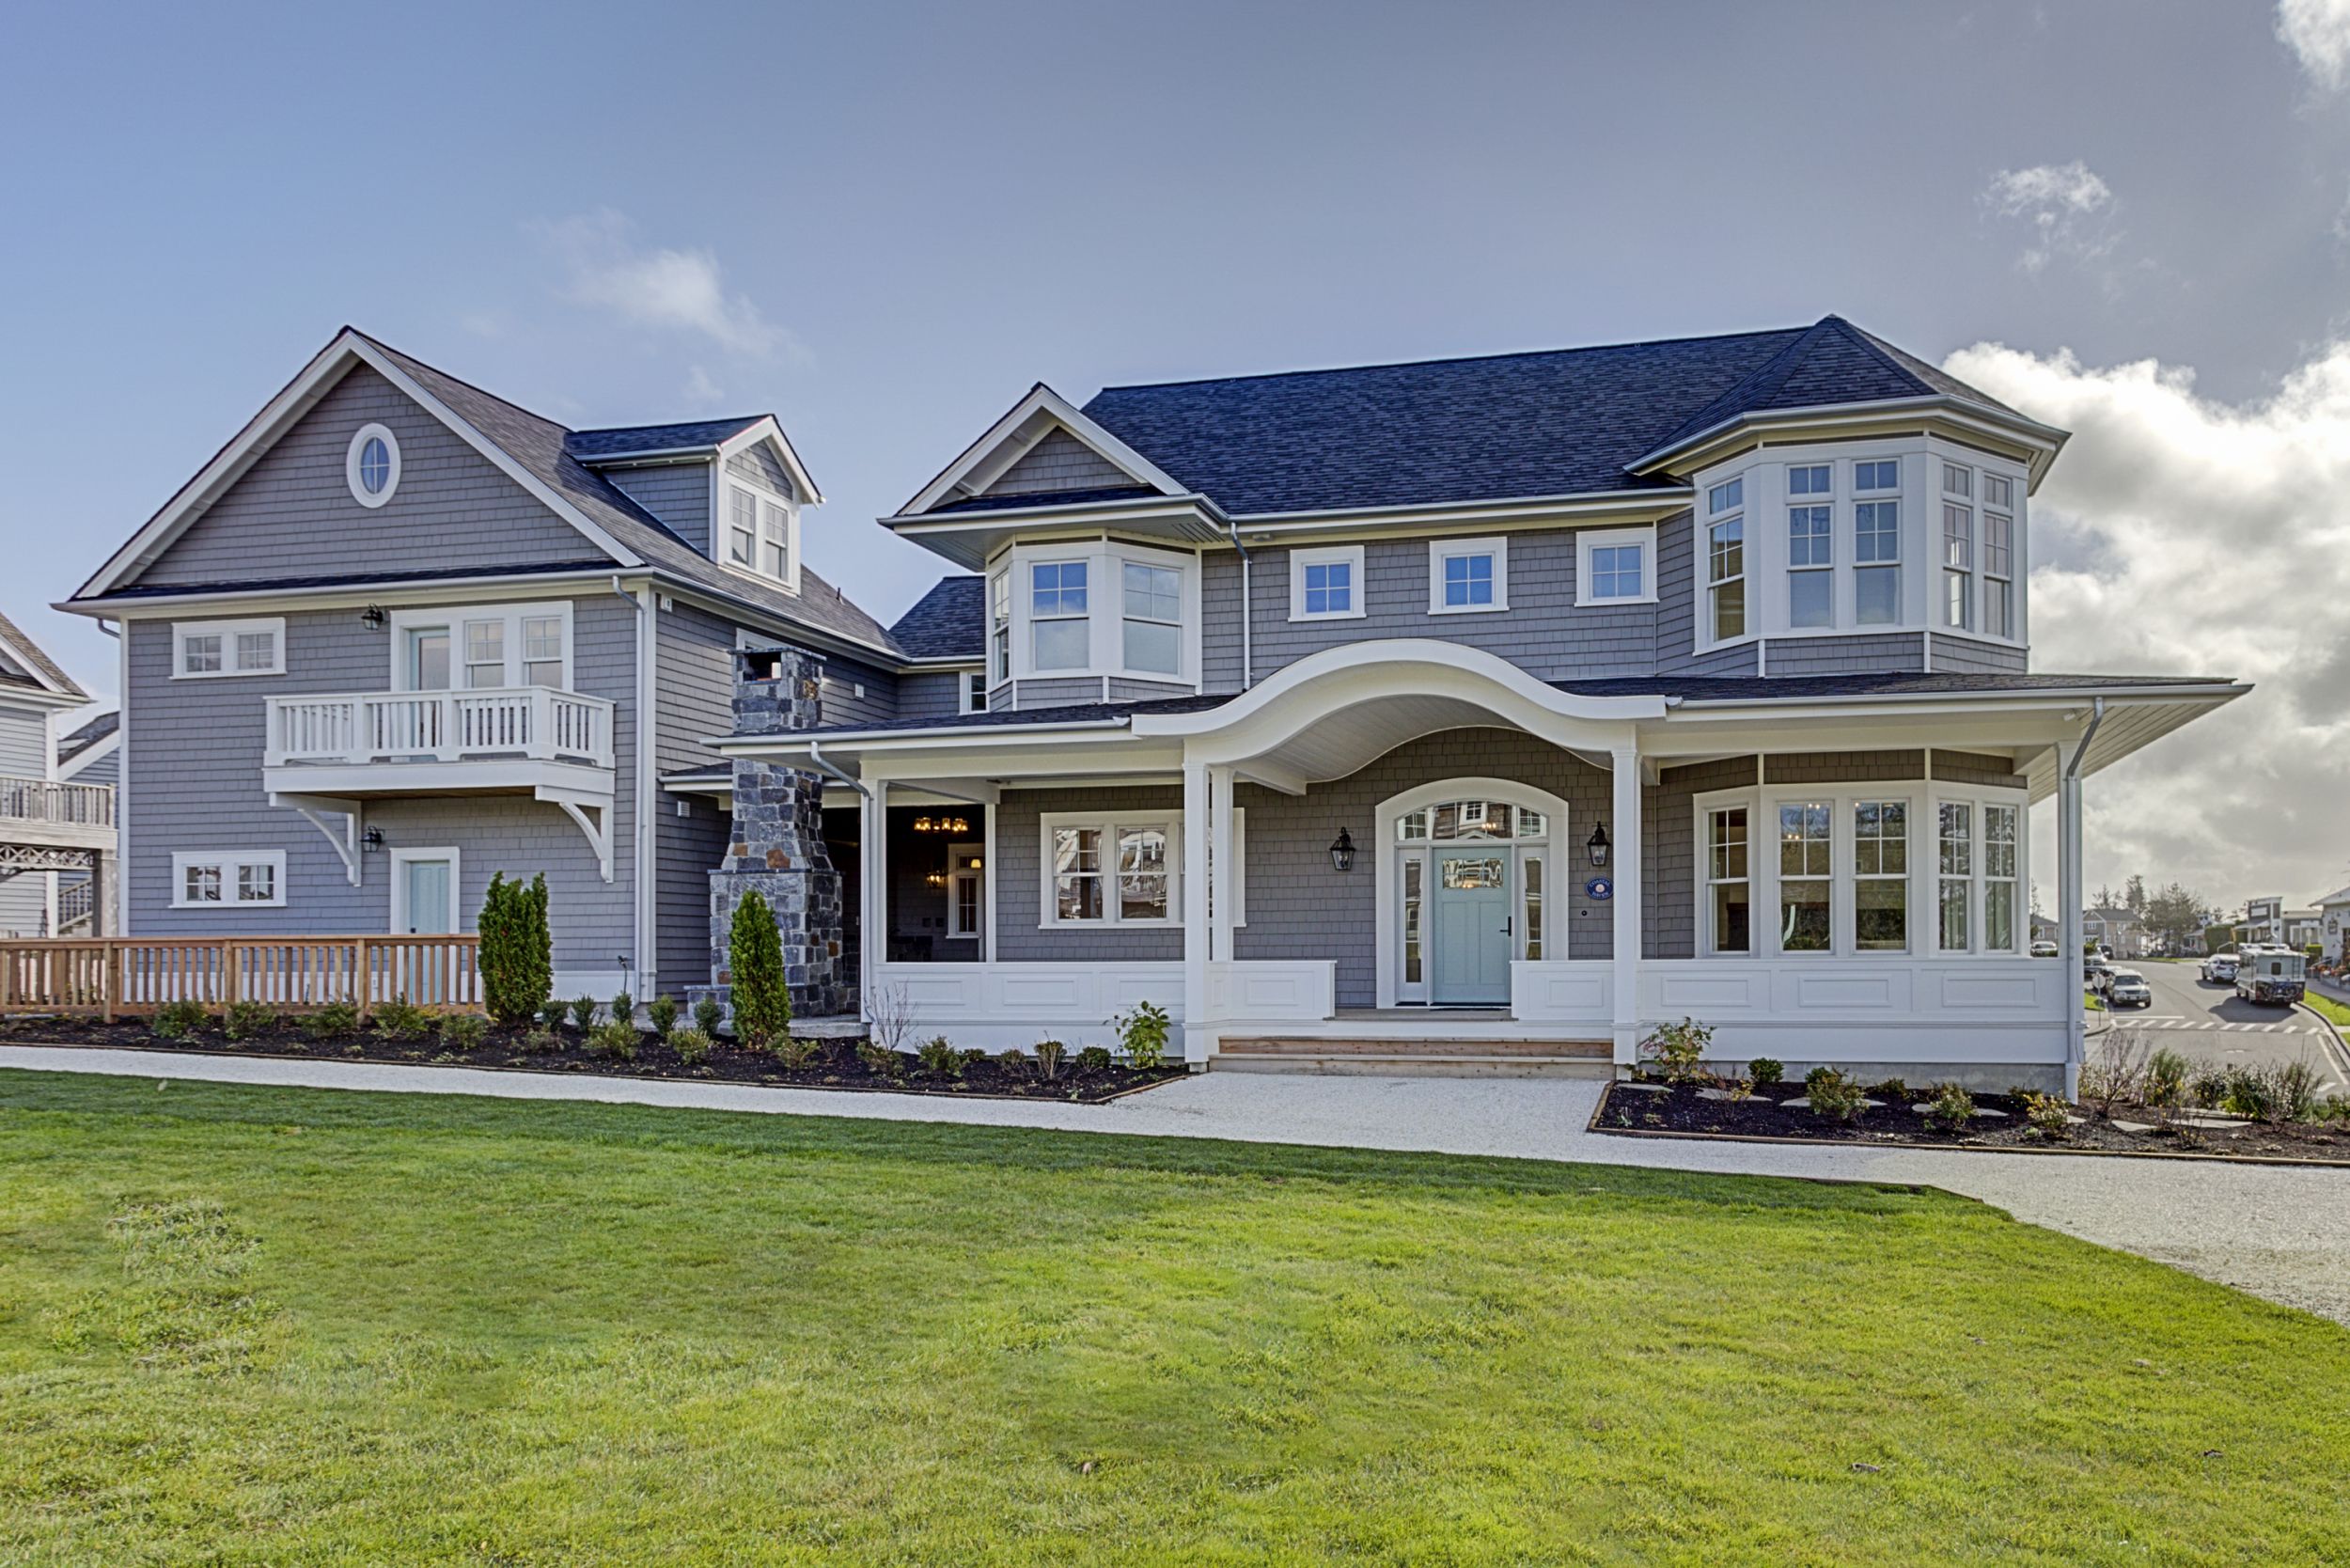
[168,900,288,911]
[717,558,799,596]
[1574,594,1658,609]
[170,667,286,681]
[1289,607,1367,623]
[1037,919,1181,932]
[1427,602,1509,617]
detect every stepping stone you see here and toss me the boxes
[1908,1103,2010,1120]
[1695,1088,1747,1101]
[1615,1081,1670,1093]
[2113,1120,2159,1134]
[1781,1097,1887,1110]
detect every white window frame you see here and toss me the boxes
[386,602,574,692]
[1786,494,1834,631]
[1694,783,1938,960]
[1290,544,1367,621]
[989,541,1200,689]
[345,422,401,509]
[170,850,288,909]
[1852,798,1910,953]
[1038,812,1183,929]
[1701,803,1751,957]
[1982,506,2016,642]
[172,618,286,680]
[1027,557,1092,672]
[1427,536,1509,615]
[719,478,800,593]
[1932,787,2029,955]
[1119,557,1185,677]
[389,846,463,935]
[948,841,985,939]
[988,571,1011,688]
[1854,494,1902,628]
[958,668,987,714]
[1574,525,1656,606]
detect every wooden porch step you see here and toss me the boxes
[1220,1037,1611,1058]
[1214,1036,1615,1078]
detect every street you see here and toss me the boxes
[2096,958,2350,1090]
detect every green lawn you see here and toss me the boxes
[2301,989,2350,1031]
[2,1073,2345,1565]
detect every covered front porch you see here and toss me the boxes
[724,642,2239,1092]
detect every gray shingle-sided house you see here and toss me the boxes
[0,614,111,936]
[68,318,2245,1092]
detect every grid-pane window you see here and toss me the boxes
[1982,512,2014,638]
[1031,561,1089,669]
[1943,503,1974,630]
[1708,807,1750,954]
[1117,826,1169,919]
[760,498,791,580]
[1789,505,1832,629]
[1984,805,2019,952]
[1939,803,1974,950]
[1778,801,1831,951]
[1983,474,2013,509]
[1053,827,1103,921]
[1708,477,1743,515]
[1855,460,1899,492]
[989,572,1010,684]
[1121,561,1182,675]
[1442,552,1495,607]
[1856,499,1900,625]
[1709,518,1746,641]
[1854,800,1907,951]
[523,617,564,686]
[1303,559,1352,616]
[238,861,276,904]
[1590,544,1644,601]
[236,630,275,673]
[728,487,757,567]
[1788,463,1830,496]
[1523,856,1545,962]
[183,864,223,903]
[1402,859,1423,986]
[464,620,505,689]
[182,635,224,675]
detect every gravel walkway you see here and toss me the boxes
[7,1044,2347,1327]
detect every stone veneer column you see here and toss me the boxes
[706,648,852,1018]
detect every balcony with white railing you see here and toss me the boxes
[0,775,116,853]
[261,686,617,803]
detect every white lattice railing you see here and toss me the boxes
[0,775,113,829]
[264,688,614,769]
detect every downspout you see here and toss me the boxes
[2063,697,2106,781]
[97,619,121,940]
[1226,518,1253,690]
[615,577,656,999]
[803,739,869,801]
[2060,698,2106,1097]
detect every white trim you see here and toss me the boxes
[1288,544,1367,621]
[0,622,81,698]
[388,846,462,935]
[1427,536,1509,615]
[1038,810,1183,929]
[718,473,802,595]
[345,422,401,509]
[171,617,286,680]
[995,539,1201,689]
[55,727,118,782]
[386,601,574,691]
[633,584,658,993]
[957,667,987,714]
[1373,776,1572,1009]
[898,384,1192,516]
[714,417,824,508]
[1573,525,1657,606]
[169,850,287,909]
[947,840,984,939]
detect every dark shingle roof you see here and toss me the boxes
[58,709,117,760]
[0,608,85,698]
[565,417,766,461]
[888,576,984,660]
[1073,316,2021,518]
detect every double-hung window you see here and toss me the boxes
[1942,464,1974,631]
[727,486,758,569]
[961,669,988,714]
[1983,805,2019,951]
[1430,538,1508,613]
[1029,560,1089,670]
[1853,461,1901,626]
[988,572,1011,685]
[1706,478,1747,642]
[171,851,286,909]
[173,618,286,680]
[1788,467,1832,627]
[1938,804,1973,950]
[1121,561,1183,675]
[463,619,506,689]
[1853,800,1908,950]
[1982,475,2015,638]
[1045,816,1176,925]
[1706,806,1750,954]
[1292,545,1364,620]
[724,485,792,585]
[1777,800,1831,951]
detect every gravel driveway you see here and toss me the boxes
[7,1043,2348,1327]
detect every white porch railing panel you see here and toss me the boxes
[1508,961,1613,1025]
[1637,958,2069,1067]
[265,688,615,769]
[1203,960,1335,1022]
[874,961,1182,1052]
[0,775,114,829]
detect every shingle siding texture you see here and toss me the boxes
[606,462,713,557]
[652,601,740,990]
[897,670,968,722]
[723,444,796,498]
[0,701,50,934]
[132,366,602,589]
[120,599,638,978]
[1653,511,1761,676]
[986,429,1133,496]
[1932,750,2027,787]
[1931,635,2029,675]
[992,786,1186,963]
[1765,634,1925,676]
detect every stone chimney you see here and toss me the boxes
[706,646,851,1017]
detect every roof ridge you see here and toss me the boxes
[1816,315,1936,397]
[572,415,767,438]
[1090,322,1814,398]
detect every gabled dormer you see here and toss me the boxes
[570,415,821,596]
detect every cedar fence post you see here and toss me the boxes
[354,936,371,1022]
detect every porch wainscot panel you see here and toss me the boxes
[875,960,1181,1053]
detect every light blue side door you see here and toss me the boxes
[401,858,453,935]
[1431,848,1512,1006]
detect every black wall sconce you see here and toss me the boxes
[1586,823,1610,869]
[360,604,387,631]
[362,826,385,853]
[1328,827,1355,873]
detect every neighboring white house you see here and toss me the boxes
[2082,906,2146,958]
[0,615,112,935]
[2314,887,2350,963]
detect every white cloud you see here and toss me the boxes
[2279,0,2350,90]
[1981,161,2119,276]
[1945,337,2350,908]
[682,365,726,405]
[538,209,796,359]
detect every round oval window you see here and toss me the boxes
[358,436,391,494]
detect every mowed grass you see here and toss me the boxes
[1,1073,2345,1565]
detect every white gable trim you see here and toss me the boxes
[897,384,1190,517]
[78,330,643,599]
[716,416,824,506]
[58,726,118,781]
[0,624,79,698]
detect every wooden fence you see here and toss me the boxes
[0,936,481,1022]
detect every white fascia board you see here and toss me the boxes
[1659,682,2248,718]
[1631,397,2071,488]
[57,729,120,781]
[57,568,624,620]
[898,384,1192,516]
[708,718,1135,753]
[716,417,824,505]
[1226,487,1696,541]
[0,628,79,698]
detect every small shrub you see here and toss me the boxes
[1747,1057,1785,1087]
[2222,1066,2279,1122]
[727,888,792,1051]
[223,999,278,1042]
[1112,1000,1173,1071]
[1075,1044,1114,1074]
[312,1001,360,1039]
[477,871,553,1027]
[2190,1066,2231,1110]
[2145,1046,2191,1113]
[585,1019,637,1061]
[1638,1017,1714,1084]
[608,991,634,1027]
[521,1026,561,1056]
[2021,1091,2073,1139]
[569,996,598,1032]
[2278,1058,2325,1123]
[961,1048,989,1075]
[994,1047,1028,1077]
[1804,1068,1865,1123]
[151,998,211,1041]
[439,1012,491,1051]
[1923,1082,1976,1134]
[1867,1077,1911,1105]
[694,996,725,1038]
[540,999,569,1030]
[2320,1093,2350,1125]
[857,1039,902,1076]
[373,996,431,1043]
[916,1035,964,1079]
[668,1026,713,1066]
[774,1032,817,1071]
[2079,1029,2148,1116]
[647,996,680,1039]
[1034,1039,1067,1082]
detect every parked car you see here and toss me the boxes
[2201,953,2240,984]
[2084,956,2116,994]
[2029,939,2060,958]
[2107,970,2153,1008]
[2234,945,2307,1006]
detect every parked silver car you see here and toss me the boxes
[2107,969,2153,1008]
[2201,953,2239,984]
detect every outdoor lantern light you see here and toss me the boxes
[362,826,385,852]
[1587,823,1610,869]
[1328,827,1355,873]
[359,604,387,631]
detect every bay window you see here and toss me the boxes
[1706,806,1750,954]
[1122,562,1182,674]
[989,571,1010,685]
[1029,560,1089,669]
[1984,805,2019,952]
[1942,464,1974,631]
[1777,800,1831,951]
[1708,526,1746,643]
[1788,504,1832,629]
[1853,800,1907,950]
[1853,460,1901,627]
[1042,814,1180,926]
[989,541,1198,690]
[1982,478,2014,638]
[1938,803,1973,951]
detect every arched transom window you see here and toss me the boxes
[1395,798,1548,843]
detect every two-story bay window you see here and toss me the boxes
[1853,461,1901,626]
[1043,814,1178,926]
[1029,560,1089,669]
[1778,800,1831,951]
[1984,804,2019,951]
[989,571,1010,685]
[1122,562,1183,675]
[1706,806,1750,954]
[1853,800,1907,950]
[1706,478,1747,642]
[1788,503,1832,629]
[1938,803,1973,950]
[1982,474,2015,638]
[1942,464,1974,631]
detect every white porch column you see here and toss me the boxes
[1182,757,1212,1064]
[860,779,888,1021]
[1610,737,1642,1069]
[2058,750,2086,1097]
[1209,764,1237,964]
[980,800,997,964]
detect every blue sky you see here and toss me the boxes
[7,0,2350,902]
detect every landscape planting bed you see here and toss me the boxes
[1592,1078,2350,1163]
[0,1015,1183,1104]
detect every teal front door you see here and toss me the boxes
[1431,848,1512,1006]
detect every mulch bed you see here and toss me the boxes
[1592,1079,2350,1164]
[0,1015,1184,1105]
